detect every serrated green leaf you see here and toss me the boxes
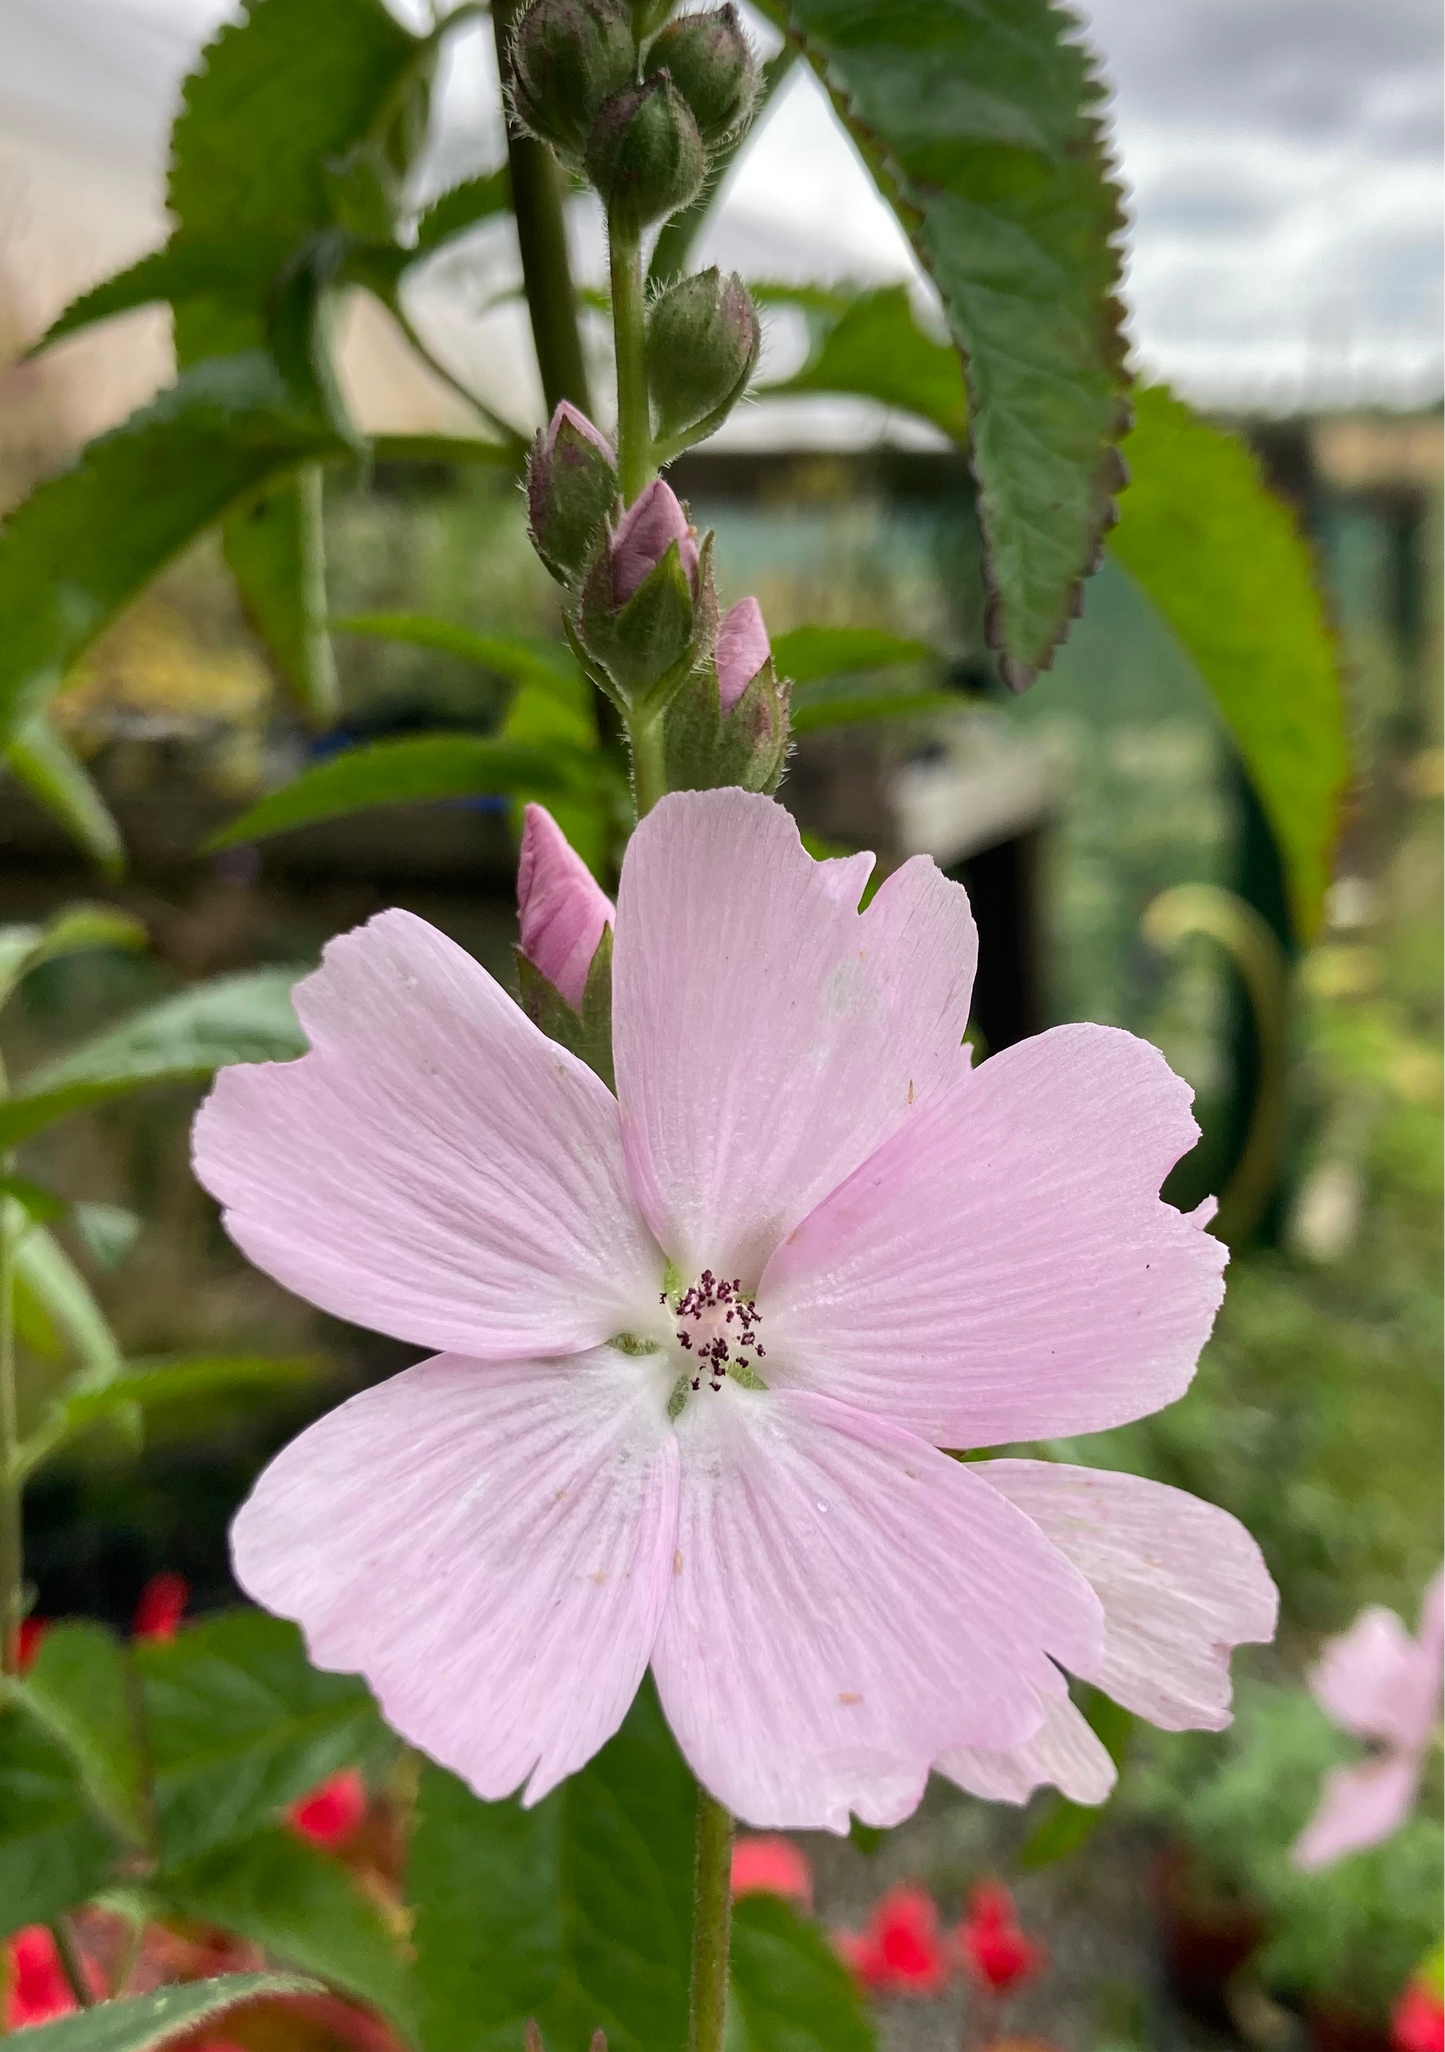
[769,626,935,684]
[0,969,306,1150]
[210,736,592,849]
[727,1893,876,2052]
[0,904,147,1010]
[408,1681,695,2052]
[1109,386,1349,941]
[3,720,126,880]
[136,1610,382,1870]
[413,169,513,256]
[764,285,968,442]
[9,1624,150,1849]
[0,354,343,747]
[333,613,583,697]
[224,469,339,726]
[760,0,1128,684]
[3,1975,321,2052]
[28,249,196,356]
[0,1696,121,1936]
[160,1826,414,2028]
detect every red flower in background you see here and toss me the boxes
[953,1880,1044,1996]
[290,1768,368,1852]
[835,1885,950,1998]
[17,1615,48,1671]
[3,1926,102,2027]
[730,1835,814,1912]
[133,1571,189,1643]
[1395,1979,1445,2052]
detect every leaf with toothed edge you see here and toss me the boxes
[757,0,1130,685]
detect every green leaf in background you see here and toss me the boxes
[159,1826,415,2029]
[210,737,592,849]
[9,1624,150,1850]
[727,1893,876,2052]
[9,1212,123,1381]
[0,1697,121,1936]
[762,0,1129,685]
[0,354,343,748]
[22,1354,324,1481]
[2,720,126,880]
[0,968,307,1150]
[29,247,213,356]
[1110,386,1349,941]
[791,683,960,734]
[412,169,513,260]
[769,625,935,685]
[763,285,968,442]
[333,613,584,699]
[0,905,147,1009]
[136,1611,382,1870]
[2,1975,321,2052]
[223,470,339,727]
[408,1681,695,2052]
[71,1202,143,1273]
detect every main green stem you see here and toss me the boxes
[0,1050,20,1676]
[607,213,652,506]
[689,1785,734,2052]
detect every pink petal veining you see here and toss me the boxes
[611,479,699,603]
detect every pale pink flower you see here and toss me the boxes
[517,802,614,1008]
[193,790,1274,1832]
[1293,1567,1443,1870]
[716,597,769,710]
[611,479,699,602]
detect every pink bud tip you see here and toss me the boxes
[611,479,700,604]
[716,596,770,711]
[132,1570,188,1642]
[547,400,615,464]
[517,803,615,1010]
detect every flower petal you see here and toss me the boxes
[980,1462,1278,1730]
[1309,1605,1437,1750]
[938,1691,1117,1807]
[1292,1753,1421,1871]
[193,910,660,1358]
[762,1023,1226,1445]
[650,1388,1101,1832]
[232,1349,680,1804]
[613,791,976,1281]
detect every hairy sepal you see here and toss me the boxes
[515,924,615,1089]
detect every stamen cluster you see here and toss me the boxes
[666,1270,765,1390]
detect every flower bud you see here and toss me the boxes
[715,596,769,710]
[584,75,707,233]
[527,402,618,586]
[509,0,639,170]
[610,478,700,602]
[649,6,757,145]
[517,803,615,1010]
[630,0,675,36]
[647,269,759,448]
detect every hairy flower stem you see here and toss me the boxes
[608,213,653,506]
[628,711,668,818]
[689,1784,734,2052]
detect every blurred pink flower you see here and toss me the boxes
[1294,1567,1443,1870]
[517,803,615,1008]
[610,479,699,602]
[953,1880,1044,1996]
[835,1884,950,1998]
[730,1834,813,1910]
[133,1570,189,1643]
[1394,1976,1445,2052]
[3,1926,103,2026]
[715,597,769,711]
[289,1766,368,1852]
[194,789,1272,1831]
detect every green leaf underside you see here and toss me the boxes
[332,614,583,697]
[763,285,967,442]
[224,470,338,725]
[0,354,342,747]
[0,969,306,1150]
[769,624,935,684]
[210,735,592,849]
[1109,386,1349,940]
[766,0,1129,685]
[408,1680,695,2052]
[2,721,126,878]
[61,1353,324,1429]
[414,169,513,256]
[11,1624,150,1849]
[0,1699,123,1936]
[135,1612,383,1871]
[160,1827,414,2027]
[0,1976,321,2052]
[0,905,147,1008]
[727,1893,876,2052]
[10,1217,123,1379]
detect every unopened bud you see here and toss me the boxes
[517,803,615,1010]
[585,75,706,233]
[527,401,619,585]
[630,0,674,36]
[647,269,759,448]
[611,479,699,602]
[649,6,757,145]
[509,0,638,170]
[715,596,769,710]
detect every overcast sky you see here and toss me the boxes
[10,0,1443,410]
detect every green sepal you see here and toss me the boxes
[577,534,703,706]
[646,268,759,452]
[663,652,790,794]
[515,922,615,1089]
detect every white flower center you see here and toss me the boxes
[667,1269,766,1393]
